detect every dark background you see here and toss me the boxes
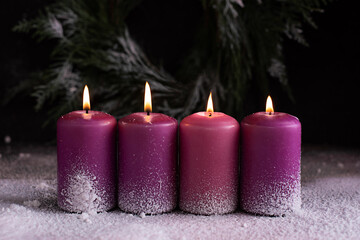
[0,0,359,147]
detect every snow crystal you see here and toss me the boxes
[9,204,26,212]
[4,135,11,144]
[337,162,345,169]
[23,200,41,208]
[36,181,52,190]
[78,212,92,223]
[19,153,31,158]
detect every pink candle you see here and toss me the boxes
[118,82,177,214]
[180,93,239,215]
[240,96,301,216]
[57,86,117,213]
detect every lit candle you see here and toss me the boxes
[179,93,239,215]
[57,85,117,213]
[240,96,301,216]
[118,82,177,214]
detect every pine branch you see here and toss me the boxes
[6,0,332,125]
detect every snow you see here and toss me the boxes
[1,145,360,240]
[4,135,11,144]
[23,200,41,208]
[59,170,107,213]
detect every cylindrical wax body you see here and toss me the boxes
[180,112,239,215]
[57,110,117,213]
[240,112,301,216]
[118,112,177,214]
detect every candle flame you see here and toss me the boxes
[206,92,214,116]
[83,85,90,111]
[266,95,274,114]
[144,81,152,113]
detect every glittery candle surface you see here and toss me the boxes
[180,112,239,215]
[57,110,117,213]
[240,112,301,216]
[118,112,177,214]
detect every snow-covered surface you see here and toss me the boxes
[0,145,360,240]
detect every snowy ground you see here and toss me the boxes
[0,144,360,240]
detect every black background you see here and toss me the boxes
[0,0,359,147]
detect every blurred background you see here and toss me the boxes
[0,0,359,147]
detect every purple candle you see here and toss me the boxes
[57,85,117,213]
[118,82,177,214]
[180,93,239,215]
[240,96,301,216]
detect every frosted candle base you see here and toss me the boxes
[58,168,116,213]
[240,175,301,216]
[118,176,176,214]
[180,186,237,215]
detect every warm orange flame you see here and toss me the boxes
[83,85,90,111]
[144,81,152,113]
[266,95,274,114]
[206,92,214,116]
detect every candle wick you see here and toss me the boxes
[209,112,212,117]
[86,109,89,114]
[147,111,150,116]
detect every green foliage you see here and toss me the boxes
[9,0,331,124]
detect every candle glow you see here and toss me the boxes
[83,85,91,111]
[144,82,152,113]
[206,92,214,116]
[266,95,274,114]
